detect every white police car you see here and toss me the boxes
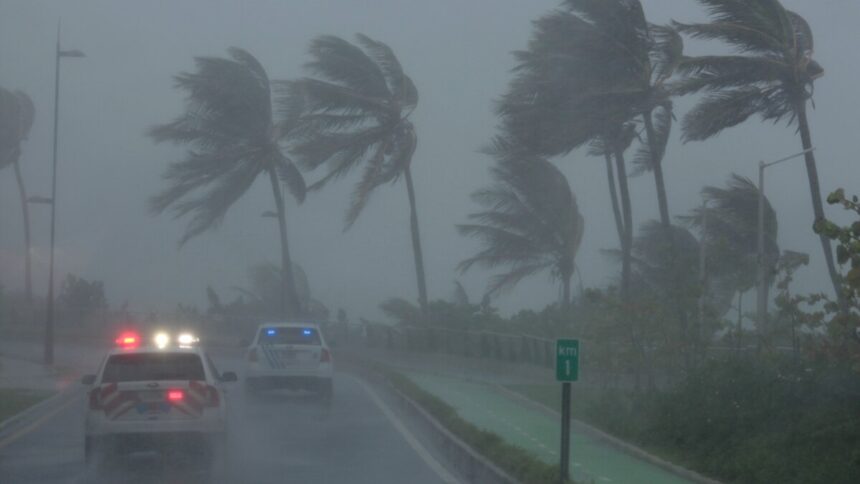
[81,331,237,470]
[244,322,333,398]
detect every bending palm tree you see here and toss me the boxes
[149,48,306,317]
[497,1,683,300]
[673,0,839,308]
[283,34,427,311]
[0,88,36,303]
[457,137,584,307]
[681,174,780,346]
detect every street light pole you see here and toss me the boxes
[755,148,815,343]
[44,21,84,365]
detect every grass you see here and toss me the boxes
[505,383,598,420]
[355,360,573,484]
[0,388,52,423]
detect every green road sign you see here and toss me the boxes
[555,339,579,382]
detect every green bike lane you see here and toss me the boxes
[406,372,692,484]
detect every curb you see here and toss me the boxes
[0,386,83,437]
[492,384,723,484]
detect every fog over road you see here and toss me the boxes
[0,353,455,484]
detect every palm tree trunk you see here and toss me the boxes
[614,144,646,390]
[644,111,690,366]
[404,166,429,313]
[267,168,301,318]
[562,272,572,309]
[613,146,633,299]
[643,113,671,229]
[736,291,743,351]
[12,160,33,304]
[604,152,625,248]
[796,104,846,312]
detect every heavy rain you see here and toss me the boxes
[1,1,859,483]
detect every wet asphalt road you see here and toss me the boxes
[0,356,453,484]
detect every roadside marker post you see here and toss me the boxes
[555,339,579,483]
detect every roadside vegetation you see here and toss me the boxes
[2,1,859,483]
[355,360,566,484]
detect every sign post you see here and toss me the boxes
[555,339,579,483]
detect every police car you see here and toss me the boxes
[244,322,333,398]
[81,331,237,470]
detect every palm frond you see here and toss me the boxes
[273,151,306,203]
[459,141,584,298]
[675,1,821,141]
[306,35,391,99]
[149,48,301,245]
[280,34,418,230]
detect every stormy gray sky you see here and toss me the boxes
[2,0,859,321]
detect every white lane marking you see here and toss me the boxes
[0,395,83,449]
[355,378,462,484]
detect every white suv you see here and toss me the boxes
[81,341,236,470]
[244,322,334,398]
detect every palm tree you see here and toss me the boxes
[281,34,427,312]
[497,1,684,300]
[0,88,35,304]
[682,174,780,347]
[149,48,306,317]
[457,137,584,308]
[672,0,840,309]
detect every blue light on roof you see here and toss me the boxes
[266,329,276,336]
[303,329,312,335]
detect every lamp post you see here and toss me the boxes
[44,22,84,365]
[756,148,815,338]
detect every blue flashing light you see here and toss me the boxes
[303,329,312,336]
[266,329,276,336]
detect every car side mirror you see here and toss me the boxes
[220,371,238,382]
[81,374,96,385]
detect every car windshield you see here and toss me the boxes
[258,327,321,346]
[101,353,205,382]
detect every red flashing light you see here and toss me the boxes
[167,390,184,402]
[115,332,140,348]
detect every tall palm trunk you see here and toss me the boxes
[268,168,301,318]
[12,160,33,304]
[644,111,690,366]
[736,291,743,351]
[561,269,572,309]
[797,103,846,312]
[404,166,428,313]
[613,146,633,299]
[643,113,671,229]
[604,152,625,249]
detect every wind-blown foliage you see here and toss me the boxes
[458,137,584,307]
[497,0,685,307]
[684,174,780,293]
[673,0,823,141]
[283,34,429,311]
[149,48,305,316]
[673,0,841,311]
